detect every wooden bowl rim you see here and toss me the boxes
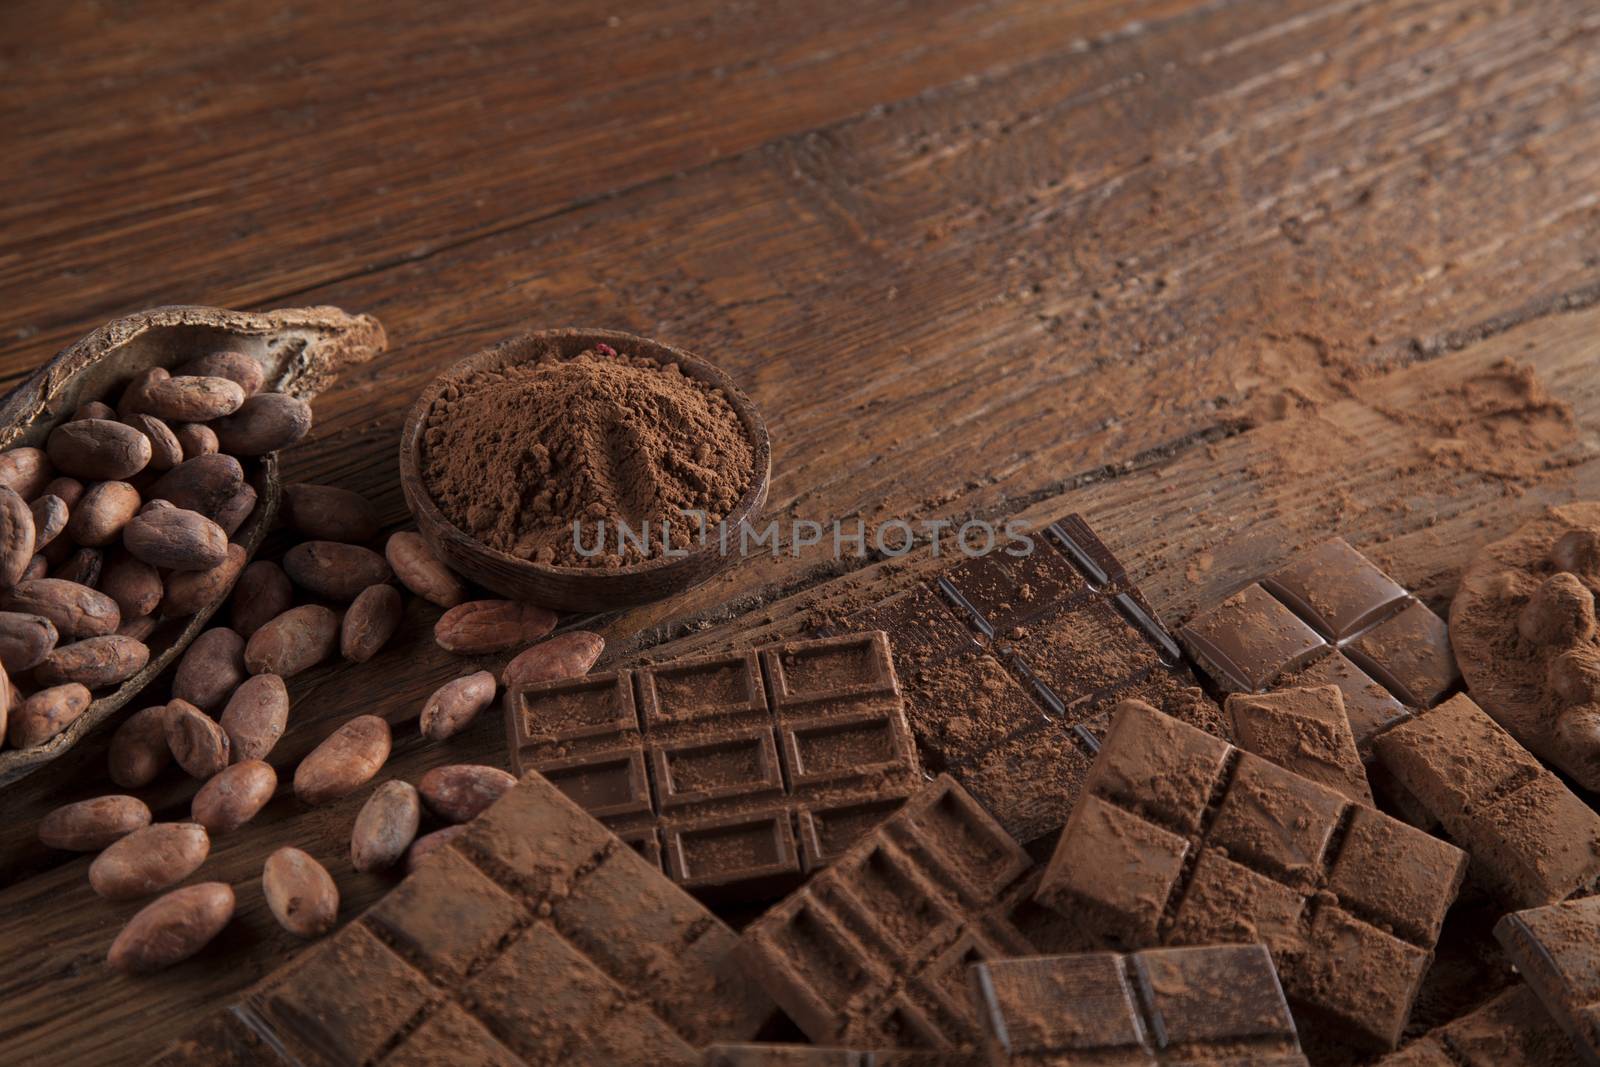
[400,327,771,580]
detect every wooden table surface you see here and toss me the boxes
[3,1,1599,1063]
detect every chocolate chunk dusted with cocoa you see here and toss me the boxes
[734,775,1067,1050]
[1373,693,1600,908]
[1035,701,1467,1052]
[155,772,772,1066]
[1452,502,1600,791]
[1225,685,1373,804]
[970,944,1308,1065]
[1494,895,1600,1064]
[1373,984,1582,1067]
[1182,538,1460,746]
[840,513,1219,843]
[506,631,921,900]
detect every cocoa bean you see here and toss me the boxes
[172,627,246,712]
[174,423,219,460]
[405,825,467,872]
[39,795,151,851]
[100,553,164,619]
[350,779,420,873]
[191,760,277,833]
[28,493,68,551]
[244,605,339,677]
[162,543,246,616]
[293,714,390,805]
[107,882,234,973]
[386,531,466,607]
[214,393,313,455]
[51,547,103,587]
[418,670,498,741]
[21,555,46,581]
[231,560,293,638]
[108,705,172,788]
[434,599,557,654]
[262,847,337,939]
[341,583,402,663]
[73,401,117,422]
[283,483,380,543]
[89,822,210,901]
[41,476,85,509]
[501,631,605,690]
[164,698,231,779]
[46,419,151,480]
[219,673,289,761]
[67,480,142,546]
[418,764,518,824]
[148,453,243,519]
[4,578,120,639]
[35,635,148,687]
[137,375,246,422]
[0,486,35,587]
[124,500,228,571]
[118,614,158,641]
[121,413,184,471]
[116,367,169,417]
[0,610,57,671]
[0,447,54,500]
[176,351,267,396]
[214,482,257,537]
[283,541,391,601]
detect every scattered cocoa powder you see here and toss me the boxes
[422,344,754,568]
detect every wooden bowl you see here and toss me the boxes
[399,328,770,613]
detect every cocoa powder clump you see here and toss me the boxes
[422,345,753,568]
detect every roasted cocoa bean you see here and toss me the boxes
[219,672,289,761]
[172,627,246,712]
[418,670,497,741]
[418,764,518,824]
[191,760,277,833]
[27,493,68,551]
[39,795,151,851]
[162,543,246,616]
[0,610,57,671]
[385,531,466,608]
[164,698,231,779]
[174,423,219,460]
[46,419,151,480]
[51,546,103,587]
[283,541,391,602]
[67,480,142,546]
[89,822,210,901]
[100,553,164,619]
[0,447,54,500]
[122,413,184,471]
[35,634,148,687]
[405,825,467,872]
[214,393,313,455]
[214,482,257,537]
[4,578,120,639]
[261,847,337,939]
[434,599,557,654]
[107,882,234,973]
[350,779,420,873]
[283,483,380,544]
[501,631,605,690]
[0,486,35,587]
[123,500,228,571]
[137,375,246,422]
[176,351,266,396]
[231,560,293,638]
[108,705,173,788]
[293,714,390,805]
[341,583,402,663]
[244,605,339,677]
[148,453,243,519]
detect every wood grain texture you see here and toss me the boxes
[2,0,1599,1063]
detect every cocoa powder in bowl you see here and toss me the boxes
[420,342,754,569]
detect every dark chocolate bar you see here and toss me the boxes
[734,775,1074,1051]
[1225,685,1373,804]
[839,514,1219,843]
[1374,984,1583,1067]
[155,772,773,1066]
[970,944,1308,1065]
[1034,700,1467,1051]
[1181,538,1460,745]
[703,1047,974,1066]
[505,631,922,898]
[1494,896,1600,1065]
[1374,693,1600,908]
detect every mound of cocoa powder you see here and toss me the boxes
[422,344,754,568]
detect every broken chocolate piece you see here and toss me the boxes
[1182,538,1459,745]
[1373,984,1582,1067]
[506,631,921,898]
[154,772,772,1066]
[1035,700,1467,1051]
[840,513,1218,843]
[1225,685,1373,804]
[735,775,1065,1050]
[970,944,1308,1065]
[1494,896,1600,1065]
[1374,693,1600,908]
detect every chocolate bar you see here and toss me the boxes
[734,775,1073,1051]
[1181,538,1460,745]
[1494,896,1600,1065]
[1225,685,1373,804]
[1373,693,1600,908]
[970,945,1308,1066]
[838,514,1220,842]
[703,1048,974,1066]
[1034,700,1467,1051]
[155,772,772,1066]
[1374,985,1582,1067]
[505,631,922,898]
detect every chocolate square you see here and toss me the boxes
[1277,650,1410,748]
[1381,985,1584,1067]
[1495,896,1600,1065]
[1264,538,1409,640]
[1207,753,1345,881]
[1086,699,1230,835]
[1132,943,1299,1045]
[972,953,1141,1053]
[365,846,521,977]
[1345,599,1461,709]
[386,1004,525,1067]
[1325,805,1466,944]
[943,547,1089,632]
[1037,795,1189,946]
[1180,583,1327,692]
[762,632,899,710]
[636,650,766,728]
[1167,849,1308,957]
[1288,906,1430,1050]
[1225,686,1373,804]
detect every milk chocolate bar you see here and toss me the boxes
[1181,538,1460,745]
[506,631,922,899]
[735,775,1072,1051]
[838,514,1219,842]
[1035,701,1467,1051]
[1495,896,1600,1065]
[970,945,1308,1066]
[1374,985,1582,1067]
[1374,693,1600,908]
[1225,685,1373,804]
[155,772,773,1066]
[704,1048,975,1066]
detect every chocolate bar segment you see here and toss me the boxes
[841,513,1219,843]
[735,775,1065,1050]
[157,772,773,1066]
[970,945,1308,1065]
[1225,685,1373,804]
[1374,693,1600,908]
[1373,984,1583,1067]
[1035,701,1467,1051]
[507,631,921,899]
[1494,896,1600,1065]
[1181,538,1460,745]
